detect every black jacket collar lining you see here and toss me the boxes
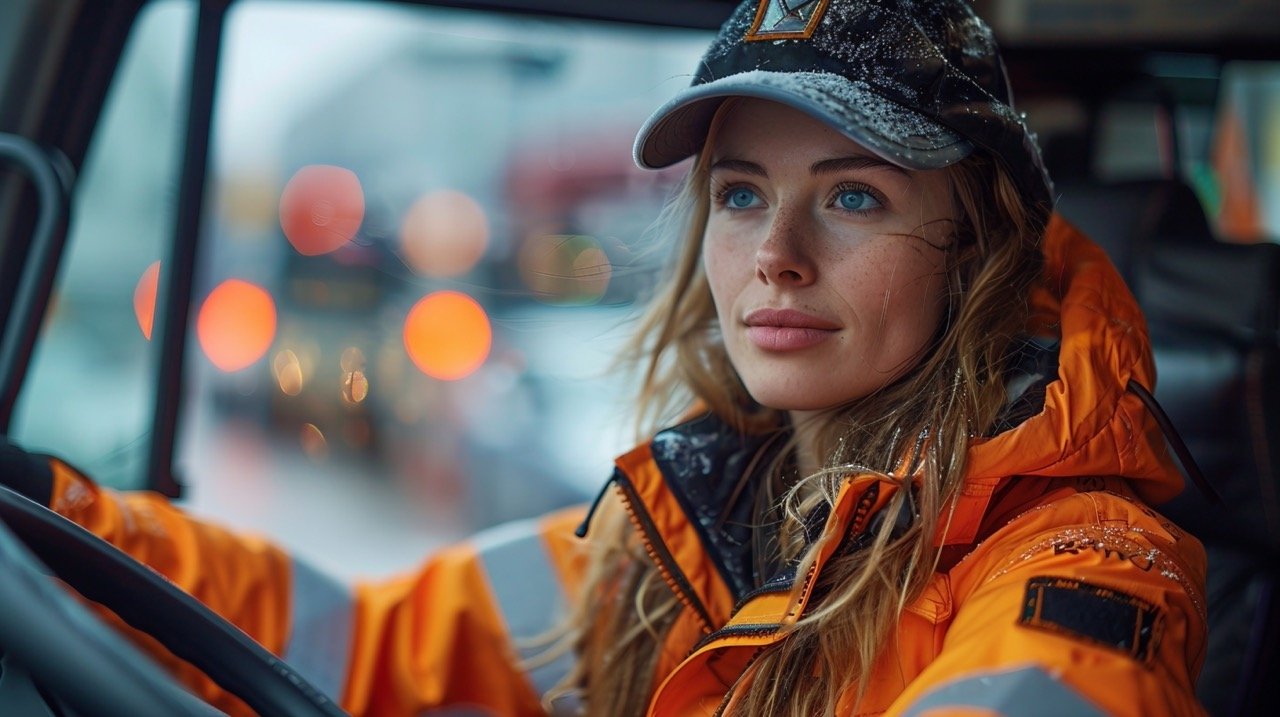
[647,413,777,601]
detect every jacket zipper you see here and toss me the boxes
[691,482,889,652]
[612,472,716,634]
[690,619,784,653]
[732,578,794,611]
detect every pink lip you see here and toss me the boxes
[743,309,840,351]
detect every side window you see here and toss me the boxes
[1073,58,1280,244]
[10,0,194,490]
[187,2,708,577]
[1206,61,1280,242]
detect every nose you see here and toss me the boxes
[755,205,817,286]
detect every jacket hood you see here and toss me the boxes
[944,214,1184,542]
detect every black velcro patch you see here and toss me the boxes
[1019,576,1162,664]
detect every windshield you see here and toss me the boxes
[9,0,709,577]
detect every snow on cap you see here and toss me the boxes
[634,0,1054,210]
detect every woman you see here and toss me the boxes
[2,0,1208,715]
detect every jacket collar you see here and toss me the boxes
[609,418,774,627]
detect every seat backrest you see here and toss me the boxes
[1056,178,1280,717]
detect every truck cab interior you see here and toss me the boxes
[1,0,1278,715]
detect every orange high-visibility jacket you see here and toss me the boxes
[46,215,1208,716]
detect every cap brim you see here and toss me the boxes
[634,71,973,171]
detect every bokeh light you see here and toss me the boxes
[279,165,365,256]
[399,190,489,277]
[300,423,328,461]
[197,279,277,372]
[517,234,612,304]
[342,371,369,404]
[133,260,160,339]
[273,349,304,396]
[340,347,368,404]
[403,291,492,381]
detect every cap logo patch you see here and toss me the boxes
[745,0,831,42]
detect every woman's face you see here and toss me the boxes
[703,99,956,414]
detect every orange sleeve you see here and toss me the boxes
[344,507,588,716]
[49,456,590,717]
[47,459,292,716]
[887,492,1209,717]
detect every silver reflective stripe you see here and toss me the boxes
[903,666,1107,717]
[285,558,354,701]
[472,518,574,699]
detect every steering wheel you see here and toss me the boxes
[0,484,349,717]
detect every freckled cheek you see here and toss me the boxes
[702,230,752,311]
[848,247,946,346]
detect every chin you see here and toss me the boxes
[746,385,855,413]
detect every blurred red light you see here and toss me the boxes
[279,165,365,256]
[133,260,160,339]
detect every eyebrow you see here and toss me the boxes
[709,156,910,179]
[810,156,910,179]
[709,158,768,177]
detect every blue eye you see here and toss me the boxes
[837,189,881,212]
[725,187,760,209]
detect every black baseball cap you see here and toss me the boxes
[634,0,1054,211]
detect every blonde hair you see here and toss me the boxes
[550,101,1049,716]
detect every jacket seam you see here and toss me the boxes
[976,507,1207,620]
